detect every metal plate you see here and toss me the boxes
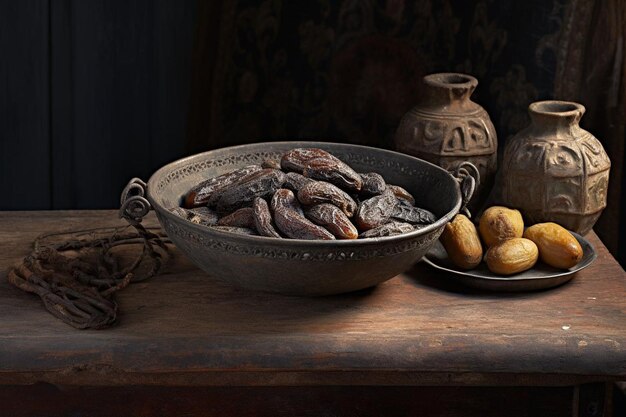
[421,232,597,292]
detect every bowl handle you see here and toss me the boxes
[451,162,480,218]
[119,177,151,225]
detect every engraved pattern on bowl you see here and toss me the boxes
[145,141,463,296]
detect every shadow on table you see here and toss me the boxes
[403,263,577,299]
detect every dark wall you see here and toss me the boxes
[0,0,196,210]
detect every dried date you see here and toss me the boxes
[183,165,261,208]
[252,197,282,238]
[216,169,286,214]
[169,207,191,219]
[359,221,415,238]
[388,184,415,205]
[355,189,398,231]
[189,207,219,225]
[360,172,386,196]
[302,157,363,192]
[205,167,272,208]
[280,148,340,173]
[180,148,437,239]
[391,199,436,225]
[271,188,303,215]
[169,207,218,226]
[283,172,314,192]
[305,204,358,239]
[272,189,335,240]
[297,181,357,217]
[217,207,255,228]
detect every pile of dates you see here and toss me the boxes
[440,206,584,275]
[170,148,437,240]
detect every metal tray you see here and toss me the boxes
[421,232,596,292]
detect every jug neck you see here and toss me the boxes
[528,101,585,139]
[422,73,478,111]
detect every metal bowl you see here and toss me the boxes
[120,141,473,296]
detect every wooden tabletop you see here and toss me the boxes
[1,210,625,387]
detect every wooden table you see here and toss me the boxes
[1,211,625,416]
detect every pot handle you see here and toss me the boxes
[119,177,151,225]
[452,162,480,218]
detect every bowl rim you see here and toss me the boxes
[146,141,462,247]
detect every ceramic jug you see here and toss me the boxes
[500,100,610,234]
[394,73,497,212]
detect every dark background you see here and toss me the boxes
[1,0,625,265]
[0,0,194,210]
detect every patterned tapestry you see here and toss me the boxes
[191,0,572,148]
[189,0,626,261]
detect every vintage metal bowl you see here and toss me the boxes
[120,141,474,296]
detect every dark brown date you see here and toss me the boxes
[297,181,357,217]
[189,207,219,225]
[391,199,436,225]
[359,221,415,238]
[183,165,261,208]
[360,172,386,196]
[280,148,339,173]
[355,189,398,231]
[169,207,218,226]
[181,148,427,239]
[205,166,272,208]
[302,157,363,192]
[388,184,415,205]
[211,226,258,236]
[217,207,255,228]
[271,188,303,215]
[252,197,282,238]
[283,172,314,192]
[216,169,286,214]
[305,204,358,239]
[272,189,335,240]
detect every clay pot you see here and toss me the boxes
[500,101,610,235]
[394,73,497,212]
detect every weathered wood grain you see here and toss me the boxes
[0,211,625,387]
